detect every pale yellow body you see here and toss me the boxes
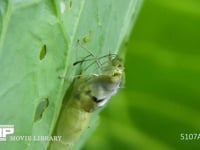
[48,55,124,150]
[48,93,91,150]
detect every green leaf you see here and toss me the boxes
[0,0,142,149]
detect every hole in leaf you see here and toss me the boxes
[34,98,49,122]
[39,44,47,60]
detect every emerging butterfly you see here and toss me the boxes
[48,46,124,150]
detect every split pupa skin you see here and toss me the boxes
[48,55,124,150]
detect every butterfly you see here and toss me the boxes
[48,45,124,150]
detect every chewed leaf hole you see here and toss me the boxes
[34,98,49,122]
[39,44,47,60]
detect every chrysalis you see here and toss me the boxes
[48,53,124,150]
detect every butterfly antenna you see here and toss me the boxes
[77,40,102,70]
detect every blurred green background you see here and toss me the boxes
[83,0,200,149]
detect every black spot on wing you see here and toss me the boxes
[92,96,106,103]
